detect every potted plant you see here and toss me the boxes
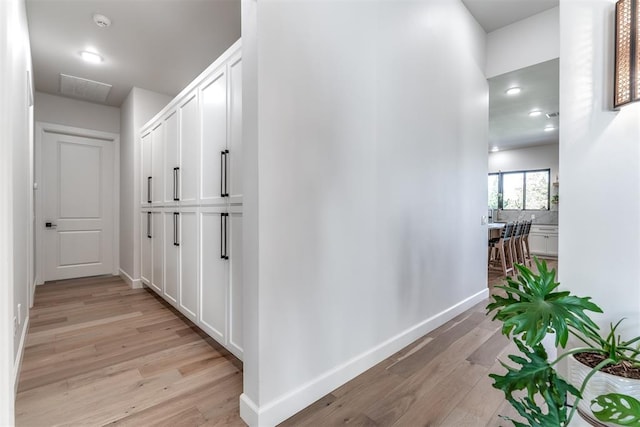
[487,258,640,426]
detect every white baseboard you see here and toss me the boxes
[119,269,142,289]
[13,316,29,394]
[239,288,488,427]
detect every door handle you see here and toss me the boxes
[147,176,152,203]
[45,222,57,229]
[173,167,180,201]
[147,212,152,238]
[220,212,228,259]
[173,212,180,246]
[220,150,229,198]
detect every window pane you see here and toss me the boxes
[525,171,549,209]
[488,174,499,209]
[503,173,524,209]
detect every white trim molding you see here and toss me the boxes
[13,316,29,394]
[119,268,142,289]
[239,288,489,426]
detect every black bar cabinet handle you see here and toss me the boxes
[220,213,225,259]
[220,151,225,197]
[224,213,229,259]
[173,167,180,201]
[147,176,152,203]
[147,212,151,238]
[223,149,229,197]
[173,212,180,246]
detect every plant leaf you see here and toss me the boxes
[591,393,640,426]
[490,340,581,426]
[486,258,603,348]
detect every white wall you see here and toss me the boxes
[486,7,559,78]
[559,1,640,336]
[489,144,559,182]
[35,91,120,134]
[241,1,488,425]
[119,87,171,285]
[0,0,33,423]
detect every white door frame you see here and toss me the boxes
[35,122,120,285]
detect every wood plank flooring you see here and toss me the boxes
[16,259,557,426]
[15,275,244,426]
[281,259,558,426]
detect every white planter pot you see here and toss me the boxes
[568,354,640,426]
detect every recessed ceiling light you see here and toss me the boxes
[491,147,499,152]
[529,110,542,117]
[80,51,103,64]
[505,87,521,96]
[93,13,111,28]
[544,125,555,132]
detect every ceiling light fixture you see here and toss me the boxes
[491,147,499,152]
[505,87,521,95]
[613,0,639,108]
[80,51,103,64]
[544,125,555,132]
[93,13,111,28]
[528,110,542,117]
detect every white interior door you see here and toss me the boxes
[42,131,115,281]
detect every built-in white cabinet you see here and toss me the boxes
[179,92,200,205]
[151,123,164,205]
[199,205,243,359]
[179,209,199,323]
[227,206,243,357]
[163,211,179,306]
[139,40,243,360]
[529,225,558,257]
[199,206,228,343]
[151,211,164,295]
[200,50,243,206]
[141,134,152,205]
[141,211,152,285]
[163,112,179,206]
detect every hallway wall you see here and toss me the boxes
[0,0,33,422]
[34,91,120,133]
[241,1,488,424]
[119,87,171,285]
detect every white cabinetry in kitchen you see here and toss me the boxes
[139,40,243,360]
[529,225,558,257]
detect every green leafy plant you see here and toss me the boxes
[591,394,640,426]
[487,258,640,426]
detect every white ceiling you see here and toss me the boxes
[488,59,559,151]
[461,0,558,32]
[26,0,241,107]
[26,0,559,152]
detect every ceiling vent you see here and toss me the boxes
[546,112,560,118]
[59,74,112,103]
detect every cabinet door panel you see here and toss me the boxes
[200,68,227,205]
[180,93,200,205]
[141,132,152,205]
[228,208,243,358]
[528,234,546,256]
[151,212,164,295]
[228,55,242,204]
[151,124,164,204]
[180,210,198,322]
[199,209,227,342]
[164,211,179,305]
[164,112,179,204]
[141,212,152,285]
[547,235,558,256]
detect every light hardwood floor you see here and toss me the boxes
[16,276,244,426]
[16,260,557,426]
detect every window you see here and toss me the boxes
[487,169,550,210]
